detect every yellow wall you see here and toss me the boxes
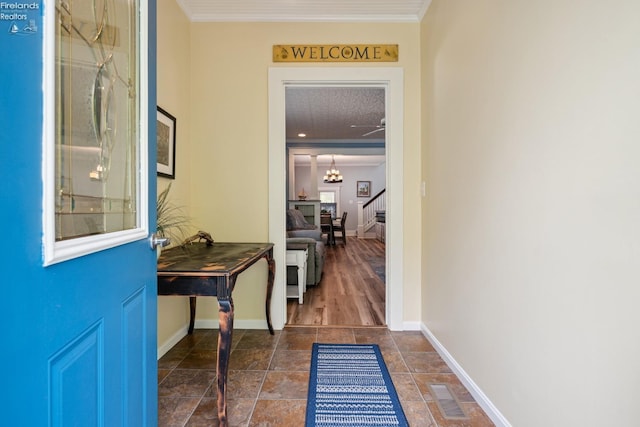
[156,0,193,349]
[186,22,423,328]
[421,1,640,426]
[156,5,423,346]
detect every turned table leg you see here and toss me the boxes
[265,250,275,335]
[216,297,234,427]
[188,296,196,334]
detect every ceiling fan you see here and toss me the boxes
[350,118,386,136]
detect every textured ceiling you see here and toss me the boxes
[286,87,386,167]
[286,87,386,142]
[176,0,431,22]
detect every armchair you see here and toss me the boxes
[286,229,325,286]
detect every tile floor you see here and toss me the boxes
[158,327,495,426]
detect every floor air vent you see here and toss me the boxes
[429,383,467,419]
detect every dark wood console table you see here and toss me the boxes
[157,242,275,426]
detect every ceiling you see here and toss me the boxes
[286,87,386,143]
[286,87,386,167]
[176,0,431,23]
[293,153,387,168]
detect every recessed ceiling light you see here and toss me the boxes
[298,133,306,137]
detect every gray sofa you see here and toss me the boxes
[286,210,326,286]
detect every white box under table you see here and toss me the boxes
[286,242,308,304]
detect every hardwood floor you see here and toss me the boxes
[286,237,386,326]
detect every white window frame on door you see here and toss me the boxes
[41,0,150,266]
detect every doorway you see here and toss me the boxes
[268,67,405,331]
[285,86,387,326]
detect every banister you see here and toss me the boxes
[358,189,386,238]
[363,189,386,209]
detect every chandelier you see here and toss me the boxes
[323,156,343,183]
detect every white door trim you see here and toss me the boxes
[268,67,404,330]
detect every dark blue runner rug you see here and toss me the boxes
[306,343,409,427]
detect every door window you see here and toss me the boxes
[44,0,148,265]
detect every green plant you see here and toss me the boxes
[156,183,190,244]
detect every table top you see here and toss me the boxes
[157,242,274,277]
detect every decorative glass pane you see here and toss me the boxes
[55,0,139,241]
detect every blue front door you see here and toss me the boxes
[1,1,158,425]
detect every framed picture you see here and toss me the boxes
[157,106,176,179]
[357,180,371,197]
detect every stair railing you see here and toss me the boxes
[357,189,386,238]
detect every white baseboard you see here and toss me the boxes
[157,325,189,360]
[402,321,422,331]
[420,324,512,427]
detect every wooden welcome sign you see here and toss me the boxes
[273,44,398,62]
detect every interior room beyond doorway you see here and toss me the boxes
[285,85,386,327]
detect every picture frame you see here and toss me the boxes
[157,106,176,179]
[357,180,371,197]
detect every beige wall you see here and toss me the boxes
[186,22,423,328]
[156,0,193,349]
[421,1,640,426]
[156,11,423,345]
